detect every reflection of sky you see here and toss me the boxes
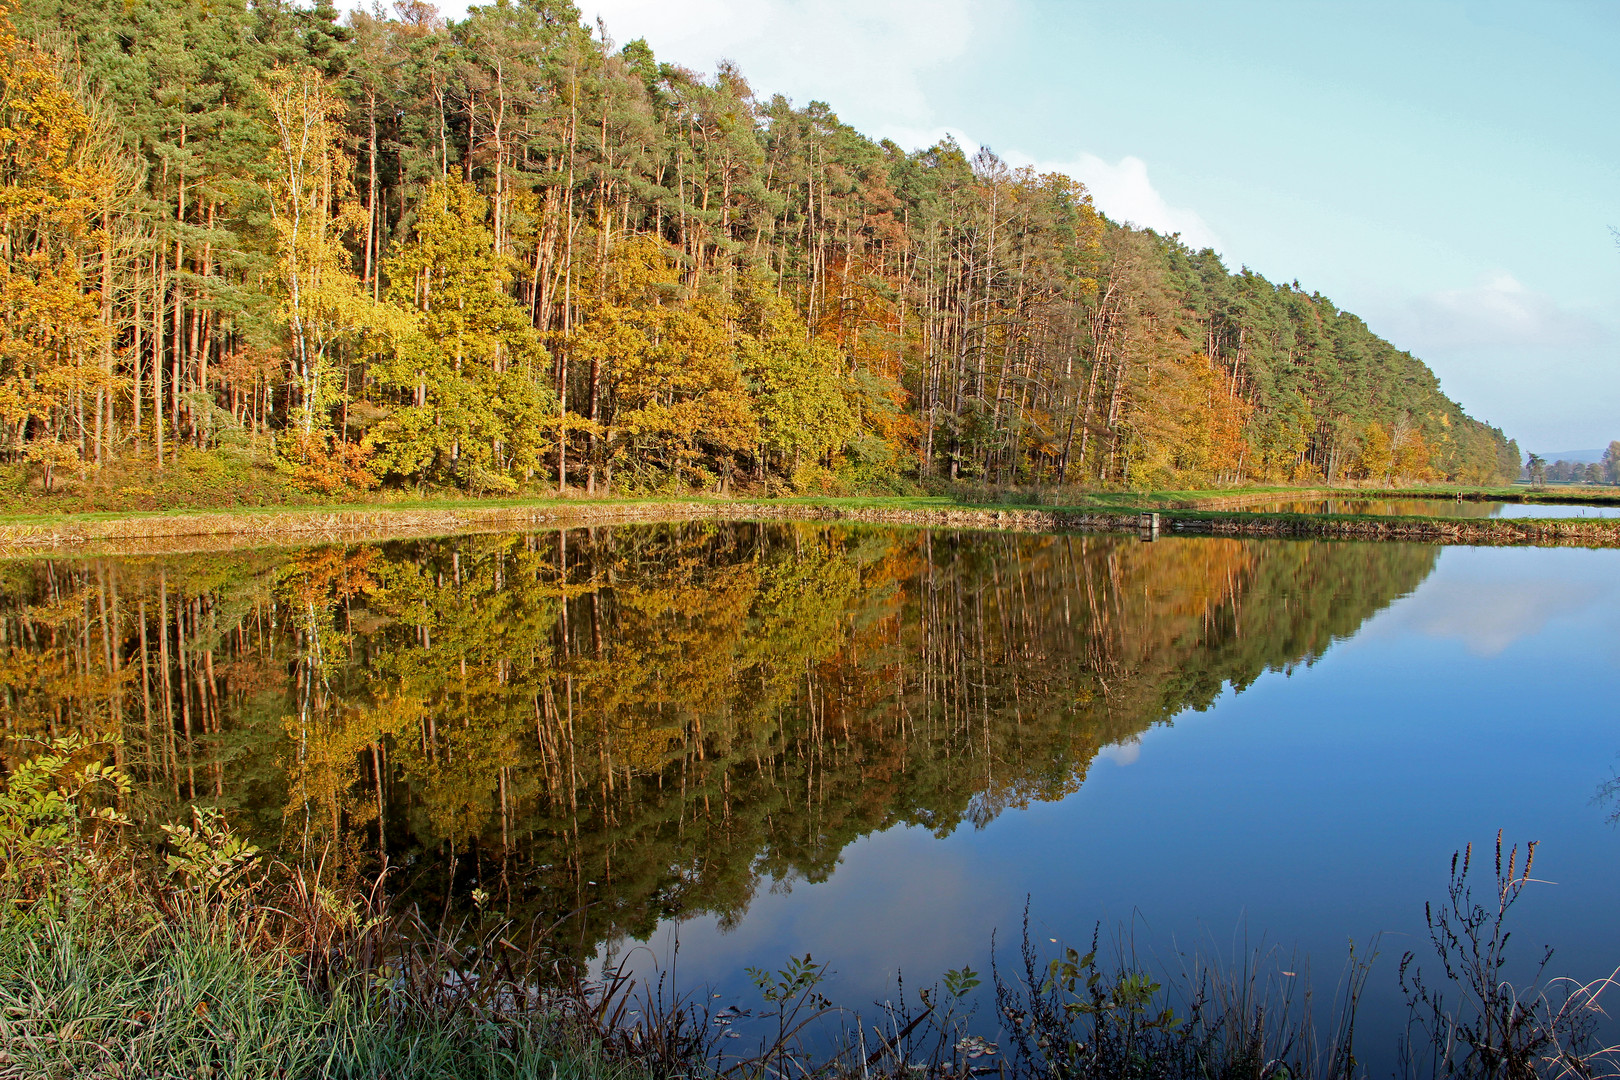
[1494,503,1620,519]
[1364,547,1620,656]
[610,546,1620,1071]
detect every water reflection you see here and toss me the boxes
[0,524,1439,961]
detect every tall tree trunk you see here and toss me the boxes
[153,253,165,470]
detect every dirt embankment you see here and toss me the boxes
[0,503,1154,557]
[1166,513,1620,545]
[0,500,1616,557]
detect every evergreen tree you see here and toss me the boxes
[4,0,1523,495]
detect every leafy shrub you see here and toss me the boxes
[0,732,130,905]
[278,431,381,495]
[0,738,654,1080]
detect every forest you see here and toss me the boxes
[1,0,1521,501]
[1525,442,1620,484]
[0,523,1440,959]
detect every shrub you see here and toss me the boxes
[278,431,380,495]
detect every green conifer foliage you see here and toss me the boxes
[5,0,1526,493]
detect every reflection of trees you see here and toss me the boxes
[0,527,1437,960]
[1261,499,1501,519]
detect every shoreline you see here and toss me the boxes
[2,495,1619,556]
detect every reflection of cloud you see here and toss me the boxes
[1379,578,1600,656]
[603,823,1008,999]
[1387,271,1607,352]
[1100,739,1142,766]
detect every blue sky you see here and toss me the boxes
[427,0,1620,452]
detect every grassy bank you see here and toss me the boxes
[0,737,656,1080]
[1164,509,1620,545]
[2,914,637,1080]
[5,492,1620,556]
[2,456,1619,554]
[7,448,1613,522]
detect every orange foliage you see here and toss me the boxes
[279,431,380,495]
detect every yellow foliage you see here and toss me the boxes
[1126,353,1251,487]
[1392,426,1434,482]
[1355,422,1392,483]
[261,66,390,437]
[0,15,128,452]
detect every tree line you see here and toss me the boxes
[1524,443,1620,485]
[3,0,1520,497]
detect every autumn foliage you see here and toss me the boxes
[0,0,1519,497]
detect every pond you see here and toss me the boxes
[4,523,1618,1070]
[1235,496,1620,518]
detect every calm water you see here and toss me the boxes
[4,524,1618,1067]
[1241,496,1620,518]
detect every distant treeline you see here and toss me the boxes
[3,0,1519,497]
[1525,443,1620,485]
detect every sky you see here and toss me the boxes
[408,0,1620,452]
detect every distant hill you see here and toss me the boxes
[1535,449,1606,464]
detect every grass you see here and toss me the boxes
[0,913,639,1080]
[6,487,1620,557]
[0,739,659,1080]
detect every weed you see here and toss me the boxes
[990,910,1372,1080]
[1398,833,1620,1080]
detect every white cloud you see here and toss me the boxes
[1035,153,1221,251]
[1389,271,1608,352]
[582,1,1225,258]
[367,0,986,120]
[580,0,985,125]
[873,124,980,153]
[366,1,1220,256]
[879,139,1222,252]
